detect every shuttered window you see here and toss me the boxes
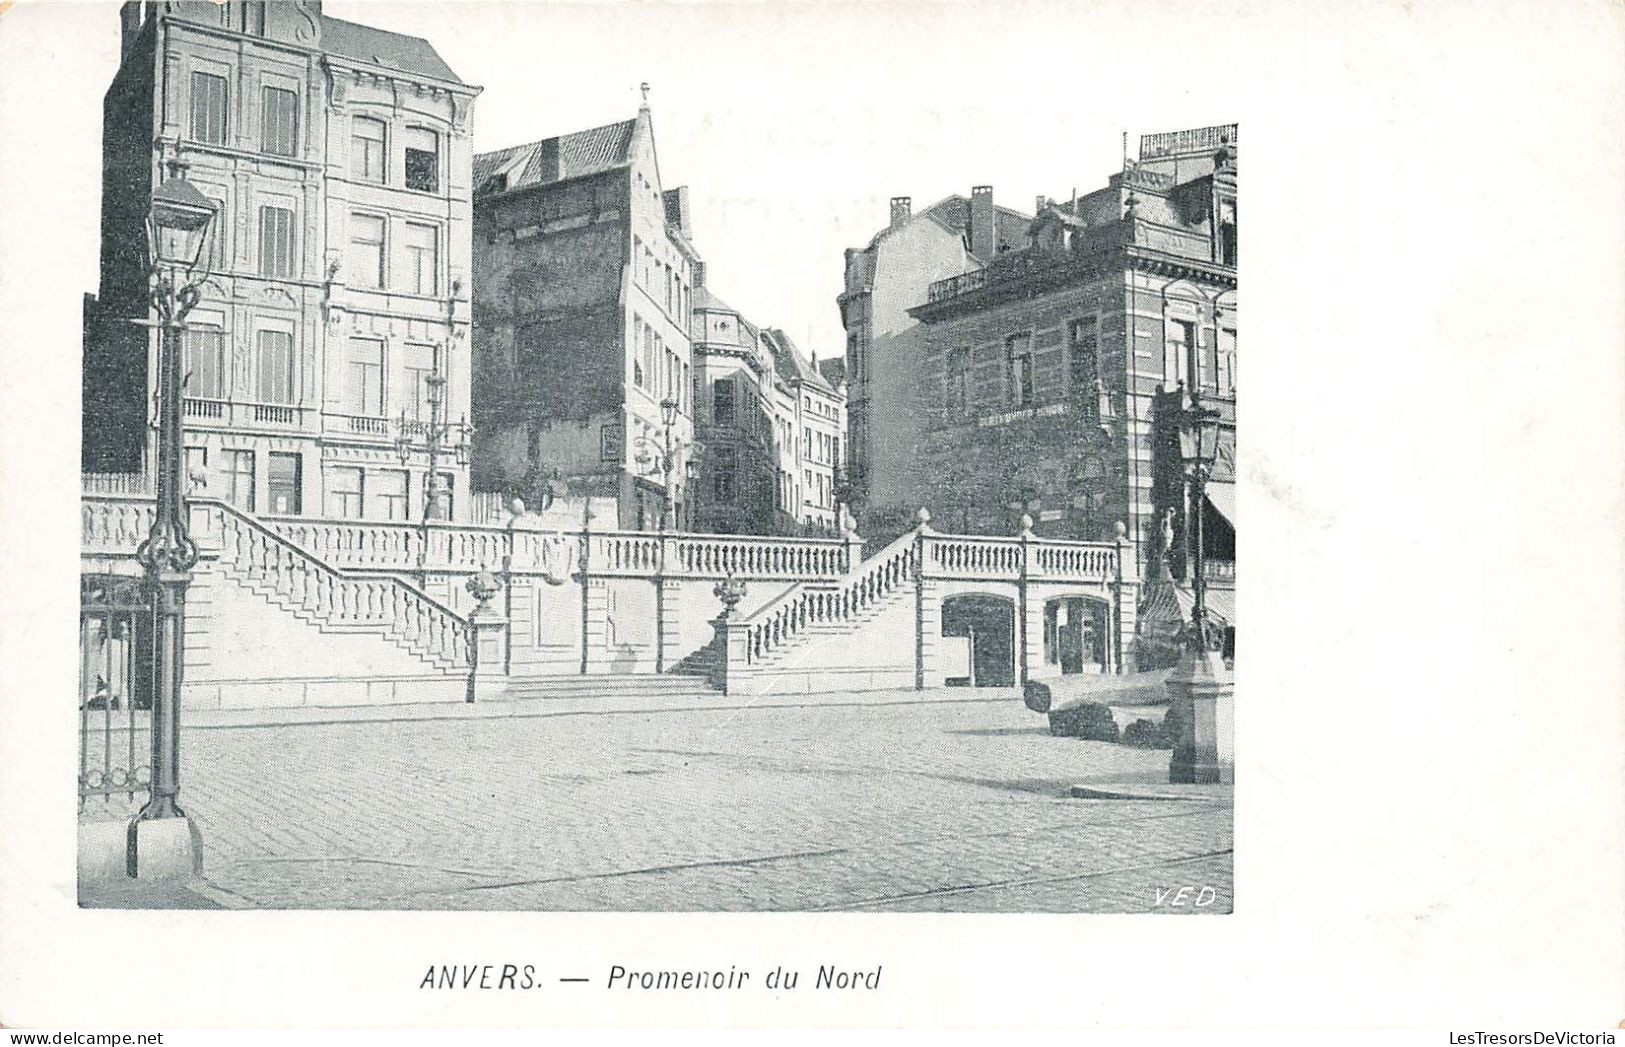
[183,328,226,399]
[349,214,385,288]
[351,117,387,183]
[258,205,295,278]
[261,87,297,156]
[190,72,228,145]
[255,331,295,404]
[346,338,385,416]
[403,223,437,295]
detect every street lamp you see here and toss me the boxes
[392,346,472,586]
[1165,388,1232,785]
[633,397,695,533]
[129,160,216,870]
[1177,394,1222,653]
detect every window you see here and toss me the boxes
[404,343,437,421]
[433,472,455,521]
[403,223,438,295]
[1006,334,1034,407]
[183,327,226,399]
[351,117,387,183]
[185,447,208,486]
[1200,326,1220,394]
[371,469,409,521]
[404,127,438,193]
[190,72,228,146]
[258,205,295,278]
[349,214,385,288]
[803,427,813,462]
[326,466,364,519]
[255,331,294,404]
[261,87,297,156]
[1219,200,1237,266]
[641,326,656,392]
[600,422,623,463]
[1068,317,1099,393]
[1165,319,1194,389]
[1220,328,1237,394]
[267,452,301,515]
[946,347,971,418]
[713,378,735,426]
[234,1,265,34]
[713,447,737,502]
[346,338,384,416]
[224,449,255,511]
[631,317,645,387]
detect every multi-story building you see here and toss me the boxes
[691,288,847,536]
[905,126,1237,657]
[763,329,846,535]
[837,188,1029,541]
[83,1,480,523]
[469,101,700,531]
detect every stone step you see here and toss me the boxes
[502,674,720,700]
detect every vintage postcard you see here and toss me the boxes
[1,0,1622,1034]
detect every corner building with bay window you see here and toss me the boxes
[907,126,1237,622]
[83,1,480,523]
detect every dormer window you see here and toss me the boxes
[405,128,439,193]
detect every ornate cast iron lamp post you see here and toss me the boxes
[393,345,472,586]
[633,397,698,533]
[1178,394,1223,652]
[129,162,216,871]
[1166,390,1233,784]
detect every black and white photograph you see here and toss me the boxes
[71,0,1236,914]
[2,0,1623,1036]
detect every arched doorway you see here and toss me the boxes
[941,594,1015,687]
[1043,596,1110,675]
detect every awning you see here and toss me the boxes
[1204,482,1235,529]
[1137,580,1233,630]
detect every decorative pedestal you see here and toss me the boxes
[466,608,509,703]
[1166,646,1234,784]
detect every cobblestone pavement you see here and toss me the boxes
[120,693,1233,912]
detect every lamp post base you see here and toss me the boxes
[125,812,204,881]
[1166,645,1234,785]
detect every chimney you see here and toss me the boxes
[1035,195,1048,216]
[120,2,142,61]
[969,185,995,260]
[889,196,911,230]
[692,260,707,289]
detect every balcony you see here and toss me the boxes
[175,400,312,431]
[183,397,227,420]
[1203,558,1236,585]
[252,404,298,426]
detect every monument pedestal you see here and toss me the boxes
[1166,646,1234,784]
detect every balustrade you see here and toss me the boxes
[83,495,470,671]
[926,535,1023,578]
[741,529,918,664]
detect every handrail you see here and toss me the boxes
[738,526,919,664]
[82,494,469,670]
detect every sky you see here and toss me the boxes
[53,0,1242,364]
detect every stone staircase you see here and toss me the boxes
[82,495,470,678]
[501,673,720,702]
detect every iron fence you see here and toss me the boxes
[79,574,152,810]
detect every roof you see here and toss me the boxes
[320,16,462,84]
[761,329,835,394]
[474,118,638,194]
[851,194,1031,262]
[693,286,739,315]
